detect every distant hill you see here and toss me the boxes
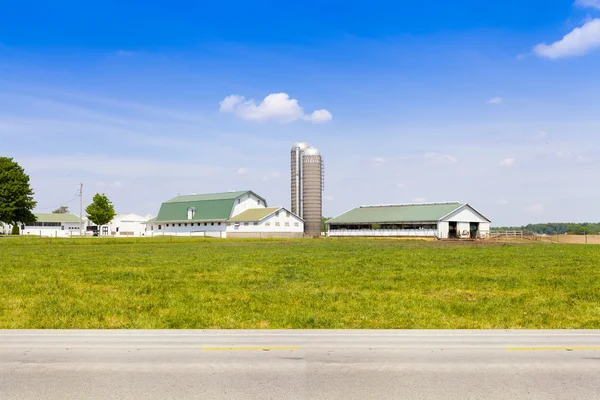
[493,223,600,235]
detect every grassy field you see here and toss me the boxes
[1,236,599,329]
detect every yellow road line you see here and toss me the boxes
[202,346,301,351]
[506,346,600,351]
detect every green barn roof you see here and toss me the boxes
[154,190,265,223]
[33,213,83,223]
[326,203,464,225]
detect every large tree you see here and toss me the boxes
[52,206,70,214]
[86,193,116,226]
[0,157,37,225]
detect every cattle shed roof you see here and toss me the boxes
[228,207,281,222]
[326,203,464,224]
[33,213,82,223]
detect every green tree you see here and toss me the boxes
[85,193,116,227]
[0,157,37,226]
[52,206,69,214]
[11,224,20,235]
[321,217,331,232]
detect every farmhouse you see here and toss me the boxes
[145,190,304,238]
[21,213,84,237]
[326,202,491,239]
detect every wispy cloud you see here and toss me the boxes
[575,0,600,10]
[261,171,281,181]
[219,93,332,123]
[116,50,135,56]
[236,167,249,175]
[525,203,545,214]
[500,158,516,167]
[497,199,509,205]
[487,97,503,105]
[19,155,221,179]
[532,131,548,140]
[424,152,458,164]
[534,19,600,59]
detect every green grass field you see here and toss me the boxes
[1,236,599,329]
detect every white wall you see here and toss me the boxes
[106,213,152,237]
[147,221,227,237]
[230,193,266,217]
[328,229,437,237]
[442,206,489,223]
[437,221,449,239]
[21,223,82,237]
[226,209,304,234]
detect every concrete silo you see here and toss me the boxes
[290,142,323,237]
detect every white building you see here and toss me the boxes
[0,222,14,235]
[21,213,85,237]
[91,213,154,237]
[326,202,491,239]
[145,190,304,238]
[226,207,304,238]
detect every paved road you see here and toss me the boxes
[1,330,599,399]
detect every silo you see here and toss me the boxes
[302,147,323,237]
[290,142,309,218]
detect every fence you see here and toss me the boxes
[490,230,523,238]
[531,234,600,245]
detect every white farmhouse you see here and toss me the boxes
[145,190,304,238]
[21,213,85,237]
[326,202,491,239]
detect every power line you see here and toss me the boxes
[37,195,80,211]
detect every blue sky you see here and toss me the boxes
[1,0,600,225]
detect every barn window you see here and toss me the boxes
[158,225,162,230]
[187,207,195,220]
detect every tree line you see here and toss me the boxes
[493,223,600,235]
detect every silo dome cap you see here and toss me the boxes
[291,142,310,151]
[303,147,321,156]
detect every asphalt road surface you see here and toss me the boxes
[1,330,600,399]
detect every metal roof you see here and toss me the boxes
[33,213,82,223]
[154,191,265,223]
[165,191,265,204]
[228,207,280,222]
[326,203,464,224]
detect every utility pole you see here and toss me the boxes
[79,183,83,236]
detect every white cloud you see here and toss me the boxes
[396,183,406,189]
[487,97,503,105]
[525,203,545,214]
[324,195,335,202]
[533,19,600,59]
[500,158,516,167]
[304,109,333,123]
[117,50,134,56]
[424,152,458,163]
[575,0,600,10]
[532,131,548,140]
[236,167,249,175]
[556,152,592,162]
[497,199,509,205]
[374,157,386,163]
[219,93,332,123]
[412,197,426,203]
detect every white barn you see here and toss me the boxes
[90,213,154,237]
[326,202,491,239]
[146,190,304,238]
[21,213,85,237]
